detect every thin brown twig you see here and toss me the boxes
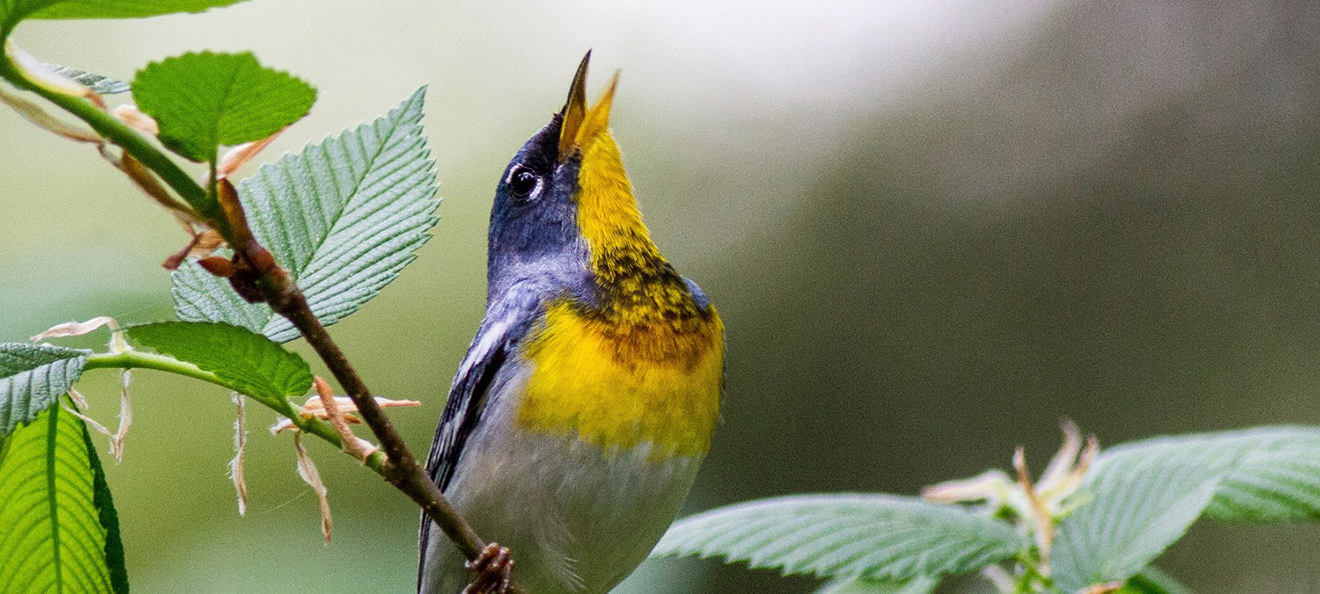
[281,297,489,553]
[1,55,518,588]
[212,179,522,593]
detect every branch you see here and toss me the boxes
[206,177,497,557]
[2,48,521,592]
[0,51,220,226]
[226,215,525,591]
[84,350,387,474]
[276,290,493,557]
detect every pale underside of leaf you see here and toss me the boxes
[815,574,939,594]
[171,86,439,343]
[0,343,89,437]
[1197,426,1320,522]
[44,64,128,94]
[652,494,1025,582]
[1051,437,1245,592]
[0,403,123,593]
[1065,426,1320,528]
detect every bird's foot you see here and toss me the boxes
[463,543,514,594]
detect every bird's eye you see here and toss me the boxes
[509,167,542,199]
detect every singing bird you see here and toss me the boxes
[419,53,725,594]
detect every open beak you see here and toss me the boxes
[558,50,619,163]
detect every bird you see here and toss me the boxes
[418,52,725,594]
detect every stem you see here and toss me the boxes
[87,350,221,387]
[0,56,224,229]
[1011,549,1057,593]
[84,350,386,474]
[271,290,494,561]
[207,160,218,206]
[4,43,513,591]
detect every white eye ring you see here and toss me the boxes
[508,166,542,199]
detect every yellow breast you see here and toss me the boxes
[516,301,724,459]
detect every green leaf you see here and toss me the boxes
[132,51,316,162]
[0,403,127,593]
[1198,426,1320,522]
[3,0,246,32]
[1118,567,1196,594]
[815,575,939,594]
[1056,427,1320,590]
[1052,437,1243,592]
[171,87,439,343]
[0,343,88,437]
[82,406,128,593]
[45,64,128,94]
[651,494,1026,581]
[127,321,311,409]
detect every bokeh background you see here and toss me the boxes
[3,0,1320,592]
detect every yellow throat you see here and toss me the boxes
[515,62,723,459]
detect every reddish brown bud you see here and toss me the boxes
[198,256,238,277]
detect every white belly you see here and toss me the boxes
[420,408,704,594]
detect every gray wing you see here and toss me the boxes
[418,291,538,591]
[424,319,513,493]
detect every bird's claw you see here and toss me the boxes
[463,543,514,594]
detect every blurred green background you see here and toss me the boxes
[3,0,1320,592]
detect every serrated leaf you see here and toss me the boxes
[132,51,316,162]
[171,87,439,343]
[1197,426,1320,522]
[2,0,246,31]
[127,322,311,409]
[0,343,88,437]
[1052,437,1243,592]
[1072,427,1320,525]
[652,494,1026,582]
[816,575,939,594]
[82,408,128,593]
[45,64,128,94]
[0,403,127,593]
